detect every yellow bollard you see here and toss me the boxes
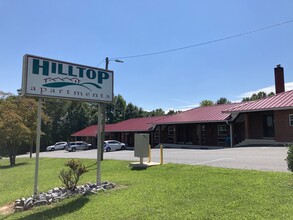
[148,144,151,163]
[160,144,163,165]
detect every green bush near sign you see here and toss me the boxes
[58,159,88,190]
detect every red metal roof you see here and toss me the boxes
[71,125,97,137]
[72,91,293,137]
[71,116,167,137]
[155,103,240,124]
[106,116,166,132]
[224,90,293,113]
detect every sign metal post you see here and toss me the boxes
[96,103,102,184]
[33,98,42,198]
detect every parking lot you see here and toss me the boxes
[23,146,289,172]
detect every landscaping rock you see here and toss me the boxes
[33,200,48,207]
[14,181,116,212]
[23,197,34,210]
[14,199,24,207]
[14,206,24,212]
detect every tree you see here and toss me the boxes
[268,92,275,97]
[216,97,231,105]
[166,110,182,115]
[115,94,127,122]
[138,107,146,117]
[0,91,14,99]
[125,103,140,119]
[0,96,42,165]
[42,99,71,146]
[200,100,214,106]
[242,91,275,102]
[167,110,176,115]
[16,97,48,157]
[62,101,91,140]
[148,108,165,116]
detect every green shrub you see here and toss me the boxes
[58,159,88,190]
[286,143,293,172]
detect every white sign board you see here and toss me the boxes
[22,54,114,103]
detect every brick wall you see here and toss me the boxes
[274,110,293,142]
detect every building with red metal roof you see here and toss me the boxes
[72,90,293,147]
[71,116,167,147]
[224,90,293,113]
[153,104,241,147]
[72,65,293,147]
[155,103,239,124]
[222,89,293,146]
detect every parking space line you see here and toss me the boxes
[195,158,234,165]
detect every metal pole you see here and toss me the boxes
[100,57,109,160]
[33,98,42,198]
[105,57,109,70]
[101,104,106,161]
[96,57,110,183]
[97,103,102,184]
[230,123,233,148]
[160,144,163,165]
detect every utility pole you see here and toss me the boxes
[101,57,123,160]
[96,57,109,183]
[101,57,109,160]
[96,56,123,183]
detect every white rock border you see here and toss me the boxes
[14,182,116,212]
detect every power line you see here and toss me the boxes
[110,19,293,60]
[97,59,105,67]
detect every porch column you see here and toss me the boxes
[184,126,187,144]
[244,114,250,139]
[150,131,154,148]
[198,124,202,145]
[229,123,233,148]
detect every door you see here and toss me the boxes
[263,115,274,138]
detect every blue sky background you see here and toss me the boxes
[1,0,293,111]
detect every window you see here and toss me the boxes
[154,131,159,144]
[168,126,175,135]
[266,116,273,127]
[289,114,293,126]
[168,126,175,143]
[201,125,206,133]
[218,125,228,136]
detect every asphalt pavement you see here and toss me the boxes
[20,146,289,172]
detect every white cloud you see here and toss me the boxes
[164,104,199,113]
[161,98,200,112]
[239,82,293,98]
[171,98,196,105]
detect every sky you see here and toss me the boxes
[1,0,293,112]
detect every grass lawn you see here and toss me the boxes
[0,157,293,219]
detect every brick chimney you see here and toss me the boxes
[274,64,285,94]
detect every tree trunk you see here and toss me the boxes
[9,143,17,166]
[30,139,33,158]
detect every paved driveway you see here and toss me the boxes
[25,146,289,172]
